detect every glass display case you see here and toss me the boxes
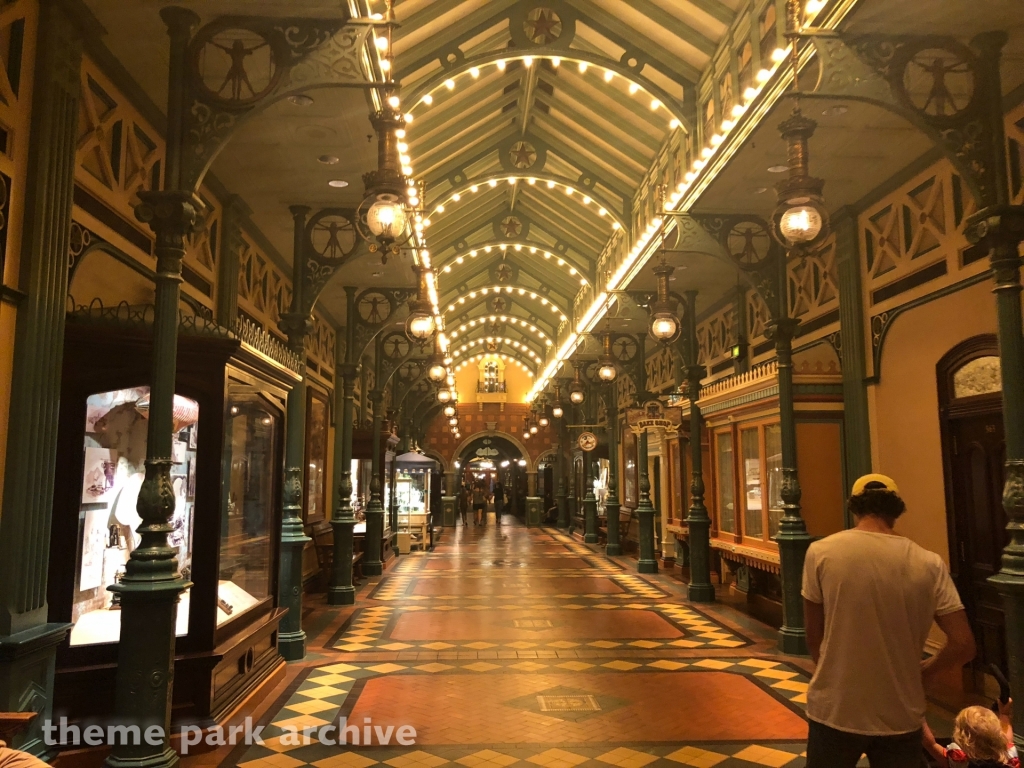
[50,317,296,727]
[303,387,329,522]
[70,387,198,646]
[393,452,438,552]
[218,392,279,626]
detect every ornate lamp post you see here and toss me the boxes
[766,11,826,654]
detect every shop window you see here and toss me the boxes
[716,431,736,533]
[72,387,198,646]
[738,41,753,95]
[219,394,279,626]
[718,72,734,121]
[304,388,328,522]
[760,4,778,64]
[766,424,783,539]
[702,98,715,144]
[741,428,763,538]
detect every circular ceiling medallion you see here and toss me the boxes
[500,215,523,239]
[524,8,563,45]
[495,262,515,284]
[509,140,537,169]
[490,296,509,313]
[726,221,772,268]
[192,26,281,106]
[357,291,392,325]
[578,431,598,452]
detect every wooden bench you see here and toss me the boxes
[313,527,365,592]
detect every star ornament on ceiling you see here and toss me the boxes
[501,216,523,239]
[524,8,562,45]
[496,263,514,283]
[510,140,537,170]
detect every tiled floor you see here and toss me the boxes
[192,516,852,768]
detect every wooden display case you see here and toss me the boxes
[47,314,298,726]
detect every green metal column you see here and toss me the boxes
[834,208,872,485]
[636,429,658,574]
[0,1,81,757]
[329,287,358,606]
[556,411,569,529]
[214,196,249,328]
[773,305,809,654]
[277,205,312,662]
[683,292,715,602]
[967,31,1024,745]
[635,335,657,574]
[363,341,386,576]
[106,10,199,768]
[604,382,622,556]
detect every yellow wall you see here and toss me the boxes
[454,355,535,403]
[868,279,998,562]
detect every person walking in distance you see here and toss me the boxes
[457,483,470,526]
[802,474,976,768]
[472,481,486,526]
[493,479,505,524]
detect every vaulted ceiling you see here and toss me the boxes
[390,0,739,373]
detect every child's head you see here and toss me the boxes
[953,705,1008,761]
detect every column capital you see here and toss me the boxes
[135,190,201,248]
[279,311,314,353]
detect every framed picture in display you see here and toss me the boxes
[303,387,329,522]
[623,429,638,507]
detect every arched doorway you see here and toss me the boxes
[454,435,528,522]
[938,334,1006,678]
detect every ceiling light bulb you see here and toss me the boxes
[578,61,588,73]
[524,56,533,67]
[756,68,771,82]
[445,79,455,90]
[771,47,789,62]
[374,36,389,51]
[489,179,498,188]
[547,180,555,189]
[404,113,414,123]
[470,67,480,78]
[629,82,640,95]
[388,95,401,108]
[604,70,614,82]
[380,59,391,72]
[551,57,560,68]
[650,99,661,110]
[452,193,461,201]
[397,142,408,152]
[497,59,506,71]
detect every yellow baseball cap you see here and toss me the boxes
[851,473,899,496]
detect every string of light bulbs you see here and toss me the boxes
[449,315,553,346]
[440,242,588,286]
[445,285,569,324]
[451,336,544,363]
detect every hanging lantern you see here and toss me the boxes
[405,266,436,342]
[552,404,564,419]
[596,323,618,382]
[770,112,828,248]
[649,258,681,342]
[569,363,586,404]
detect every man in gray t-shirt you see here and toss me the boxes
[802,473,976,768]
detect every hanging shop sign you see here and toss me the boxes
[626,400,683,435]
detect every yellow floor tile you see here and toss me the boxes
[596,747,658,768]
[664,746,728,768]
[730,745,798,767]
[285,698,337,715]
[313,753,380,768]
[527,749,588,768]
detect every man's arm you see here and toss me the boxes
[804,599,825,665]
[921,610,975,688]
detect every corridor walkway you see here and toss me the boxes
[221,520,818,768]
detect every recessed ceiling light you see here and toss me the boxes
[328,179,349,188]
[318,155,339,165]
[372,271,384,277]
[823,104,849,116]
[767,165,788,173]
[288,94,314,106]
[754,186,769,194]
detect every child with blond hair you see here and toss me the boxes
[924,701,1018,767]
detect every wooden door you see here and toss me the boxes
[948,411,1007,673]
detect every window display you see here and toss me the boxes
[394,452,437,552]
[219,394,279,626]
[741,428,763,538]
[71,387,198,646]
[304,388,328,522]
[766,424,783,539]
[716,431,736,534]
